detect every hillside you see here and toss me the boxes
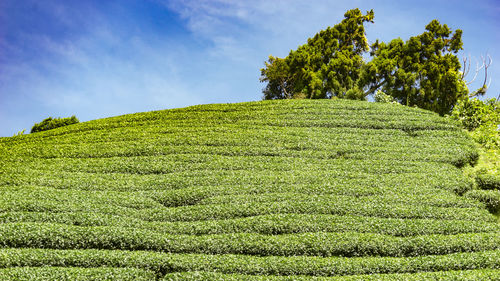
[0,99,499,280]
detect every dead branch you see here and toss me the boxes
[463,53,492,97]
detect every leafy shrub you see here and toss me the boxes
[12,129,26,137]
[476,172,500,190]
[2,248,500,277]
[30,116,79,133]
[450,98,499,131]
[465,190,500,213]
[470,122,500,149]
[160,269,500,280]
[374,90,397,103]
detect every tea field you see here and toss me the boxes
[1,99,499,280]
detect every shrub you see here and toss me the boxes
[470,122,500,149]
[450,98,499,131]
[30,116,79,133]
[374,90,397,103]
[476,173,500,190]
[465,190,500,213]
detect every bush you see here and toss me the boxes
[450,98,499,131]
[374,90,397,103]
[465,190,500,213]
[470,122,500,149]
[476,173,500,190]
[30,116,79,133]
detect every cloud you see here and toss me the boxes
[163,0,374,60]
[0,0,207,136]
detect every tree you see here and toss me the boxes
[362,20,467,115]
[260,8,374,100]
[261,9,471,115]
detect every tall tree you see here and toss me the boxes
[260,8,374,100]
[362,20,467,115]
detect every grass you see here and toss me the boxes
[0,99,498,280]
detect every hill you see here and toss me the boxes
[0,99,499,280]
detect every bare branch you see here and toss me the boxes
[481,54,492,90]
[466,60,481,86]
[461,55,471,81]
[464,53,492,97]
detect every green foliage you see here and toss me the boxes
[2,248,500,277]
[451,98,500,149]
[363,20,467,115]
[30,115,79,133]
[476,172,500,190]
[261,9,374,99]
[0,267,154,281]
[465,190,500,213]
[450,98,499,207]
[470,122,500,149]
[261,10,468,115]
[161,269,500,280]
[451,98,500,131]
[2,222,500,257]
[12,129,26,137]
[0,99,496,278]
[1,212,497,237]
[374,90,397,103]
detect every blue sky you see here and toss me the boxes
[1,0,499,136]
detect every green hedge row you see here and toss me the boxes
[0,192,480,222]
[1,223,499,257]
[4,140,476,167]
[0,267,154,281]
[0,165,472,195]
[2,212,497,237]
[7,155,463,178]
[0,187,161,216]
[161,269,500,280]
[1,248,500,277]
[141,200,493,222]
[197,192,481,209]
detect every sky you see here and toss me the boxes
[1,0,499,137]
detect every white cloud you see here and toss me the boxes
[162,0,371,60]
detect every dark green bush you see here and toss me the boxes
[30,116,79,133]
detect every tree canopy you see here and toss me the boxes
[260,8,470,115]
[260,8,374,100]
